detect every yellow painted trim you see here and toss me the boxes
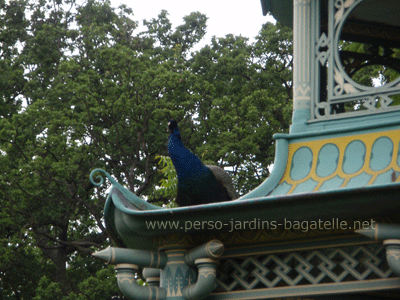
[280,129,400,194]
[165,261,185,265]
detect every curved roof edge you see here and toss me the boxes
[239,137,288,200]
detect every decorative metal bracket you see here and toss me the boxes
[311,0,400,121]
[384,239,400,277]
[115,264,167,300]
[182,258,219,300]
[92,246,168,267]
[92,240,224,300]
[356,223,400,277]
[92,247,168,300]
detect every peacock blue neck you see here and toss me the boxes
[168,129,204,181]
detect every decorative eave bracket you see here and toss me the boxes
[357,223,400,276]
[93,240,224,300]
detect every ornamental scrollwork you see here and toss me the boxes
[316,33,330,66]
[333,67,359,95]
[334,0,355,27]
[362,95,394,111]
[312,0,400,120]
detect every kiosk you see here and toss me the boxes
[91,1,400,298]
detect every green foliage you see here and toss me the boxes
[33,266,122,300]
[186,22,292,194]
[340,40,400,109]
[0,0,293,298]
[34,276,64,300]
[341,41,382,87]
[153,155,178,207]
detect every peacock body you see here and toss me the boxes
[167,120,238,207]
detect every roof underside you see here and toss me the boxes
[260,0,293,27]
[260,0,400,30]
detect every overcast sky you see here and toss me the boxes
[113,0,275,48]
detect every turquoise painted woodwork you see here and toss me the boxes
[261,0,400,132]
[114,264,167,300]
[92,246,167,267]
[318,175,343,191]
[292,178,318,194]
[143,268,162,286]
[92,238,224,300]
[370,137,393,171]
[290,147,313,180]
[182,259,218,300]
[161,250,196,299]
[265,128,400,196]
[357,223,400,241]
[343,140,365,174]
[211,242,400,299]
[90,118,400,299]
[90,1,400,299]
[316,143,339,177]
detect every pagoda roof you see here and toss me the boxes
[90,119,400,251]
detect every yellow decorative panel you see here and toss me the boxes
[279,129,400,195]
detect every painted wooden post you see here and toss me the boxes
[291,0,312,133]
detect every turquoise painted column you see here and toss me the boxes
[93,240,223,300]
[291,0,312,133]
[161,249,196,300]
[159,239,224,300]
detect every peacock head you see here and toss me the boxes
[168,119,179,133]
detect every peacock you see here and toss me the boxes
[167,119,238,207]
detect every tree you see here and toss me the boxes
[0,0,293,297]
[0,0,207,297]
[178,22,292,194]
[153,23,293,201]
[339,40,400,110]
